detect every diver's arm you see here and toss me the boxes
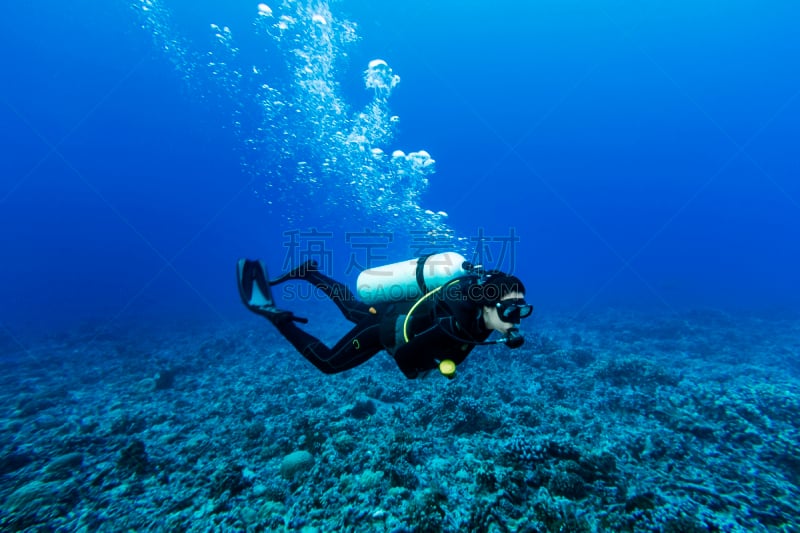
[393,323,450,377]
[393,318,472,376]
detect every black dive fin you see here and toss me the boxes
[236,259,308,324]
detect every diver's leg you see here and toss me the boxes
[273,317,382,374]
[272,261,371,323]
[305,269,372,322]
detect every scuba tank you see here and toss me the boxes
[356,252,469,305]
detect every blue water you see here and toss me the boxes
[2,3,800,530]
[2,1,799,333]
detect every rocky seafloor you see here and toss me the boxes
[1,308,799,532]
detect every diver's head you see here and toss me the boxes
[477,274,532,334]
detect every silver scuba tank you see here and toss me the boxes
[356,252,469,304]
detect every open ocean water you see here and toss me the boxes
[1,0,799,530]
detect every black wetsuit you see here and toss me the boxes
[272,269,491,378]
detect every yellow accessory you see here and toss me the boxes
[439,359,456,379]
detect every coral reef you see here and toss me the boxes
[1,310,798,530]
[279,451,315,480]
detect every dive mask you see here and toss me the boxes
[495,298,533,324]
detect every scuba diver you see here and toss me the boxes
[236,253,532,379]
